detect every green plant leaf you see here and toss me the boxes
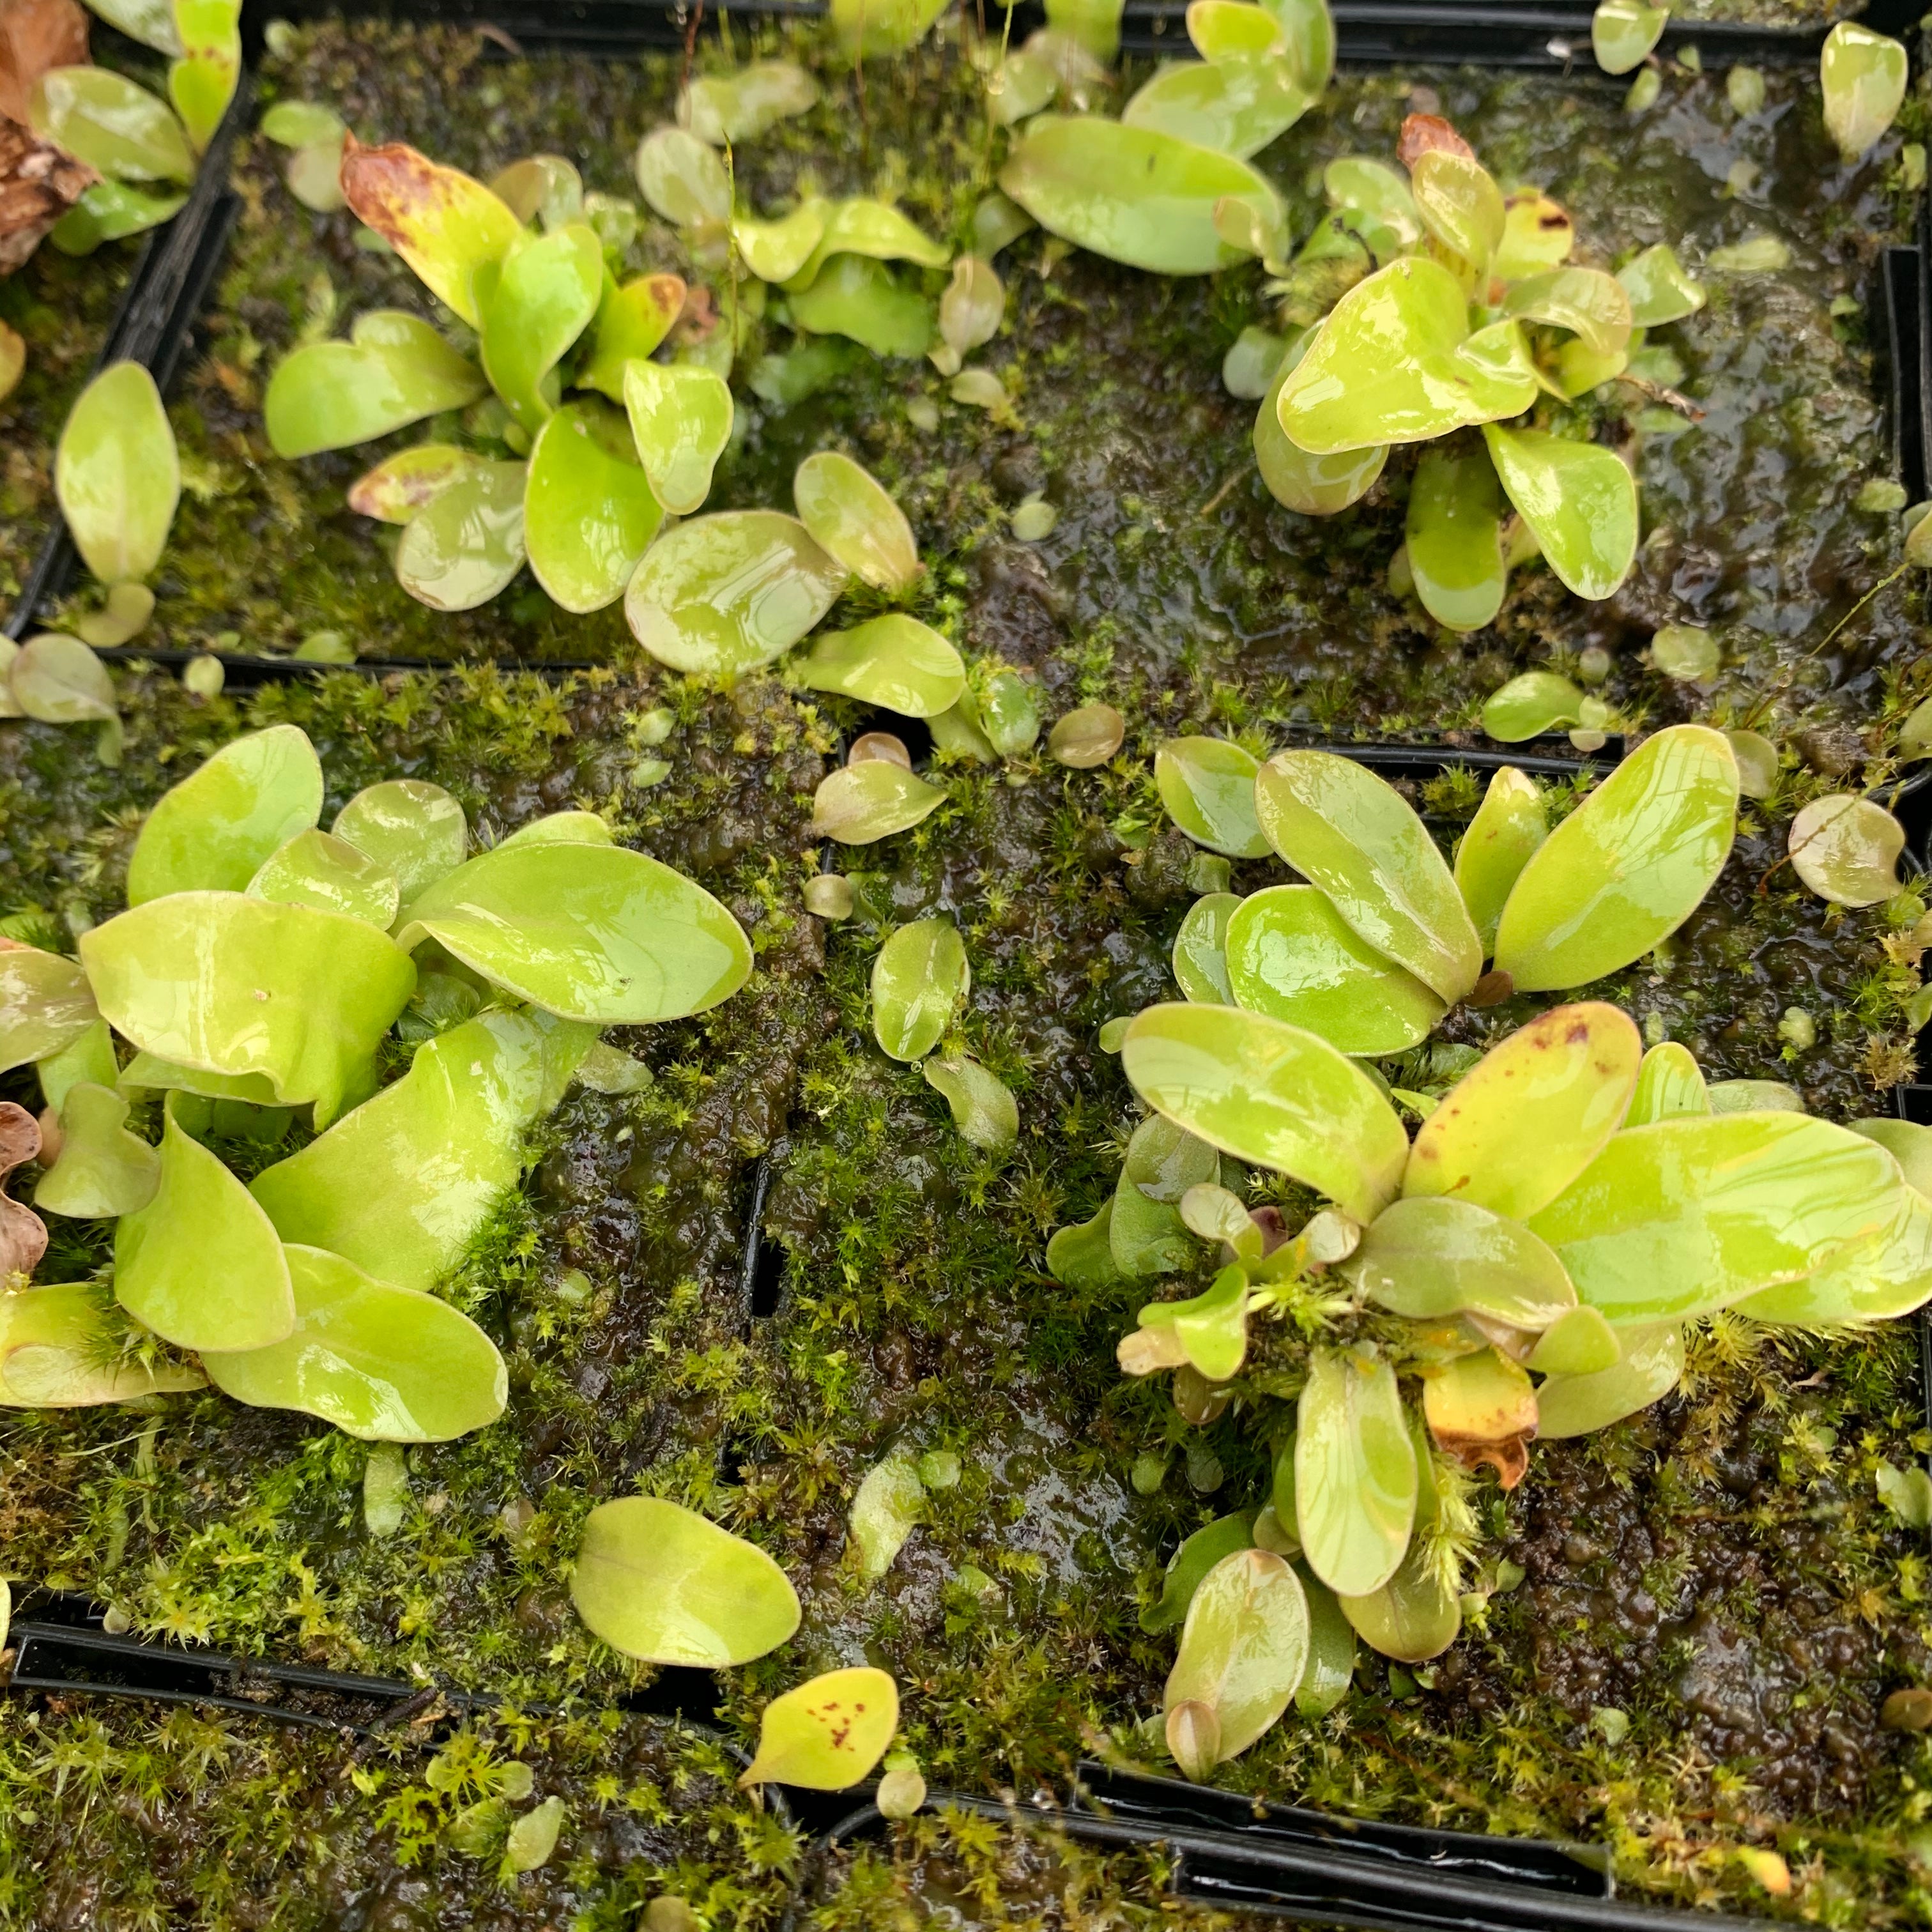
[1492,726,1738,992]
[1409,150,1504,272]
[625,511,847,675]
[1277,257,1536,456]
[999,114,1282,276]
[1112,1114,1217,1277]
[29,67,193,184]
[1046,1200,1124,1289]
[1344,1197,1577,1328]
[787,197,951,291]
[118,1053,279,1108]
[811,762,947,844]
[82,894,415,1128]
[1254,358,1388,514]
[794,615,963,716]
[1404,1002,1643,1219]
[203,1243,507,1440]
[1788,794,1904,907]
[339,137,524,328]
[1405,441,1505,633]
[1254,749,1482,1004]
[570,1496,800,1665]
[475,222,604,431]
[741,1667,900,1790]
[1121,1001,1408,1222]
[332,780,466,903]
[49,178,188,254]
[1502,267,1633,358]
[1173,891,1238,1004]
[395,843,750,1024]
[1224,884,1444,1054]
[35,1018,118,1115]
[1736,1183,1932,1326]
[84,0,181,52]
[681,59,819,142]
[1528,1114,1905,1322]
[848,1449,924,1578]
[1121,53,1312,161]
[1323,155,1419,258]
[393,458,528,611]
[1289,1556,1356,1714]
[500,811,614,853]
[788,254,934,358]
[1141,1261,1250,1379]
[1626,1041,1708,1126]
[248,829,400,927]
[347,445,487,524]
[1536,1322,1682,1436]
[621,360,731,519]
[114,1107,295,1353]
[1154,737,1269,858]
[8,634,118,745]
[0,1282,204,1407]
[1480,671,1584,742]
[1142,1514,1255,1632]
[1849,1119,1932,1197]
[923,1054,1019,1151]
[168,0,241,153]
[1337,1535,1460,1663]
[1591,0,1668,74]
[633,127,730,227]
[1618,243,1705,327]
[525,399,664,613]
[576,272,687,400]
[56,361,180,585]
[871,918,969,1061]
[489,153,584,229]
[793,452,922,594]
[251,1009,592,1293]
[1295,1347,1415,1596]
[127,726,324,905]
[1526,1303,1621,1375]
[1493,188,1574,278]
[0,946,99,1074]
[1163,1549,1308,1774]
[33,1082,160,1219]
[1188,0,1282,58]
[1453,767,1545,950]
[1821,21,1908,161]
[1480,425,1636,602]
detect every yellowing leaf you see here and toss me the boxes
[740,1667,900,1789]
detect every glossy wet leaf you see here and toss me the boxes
[1172,893,1238,1004]
[577,272,686,401]
[571,1496,800,1666]
[1529,1113,1903,1322]
[1526,1302,1621,1376]
[1048,702,1126,767]
[724,201,825,287]
[396,842,749,1025]
[1277,258,1537,456]
[1223,323,1287,400]
[8,635,116,742]
[1141,1262,1250,1380]
[1154,738,1268,858]
[625,511,847,675]
[789,253,934,358]
[872,918,969,1062]
[1821,22,1907,162]
[1480,425,1636,602]
[1536,1322,1683,1436]
[168,0,240,153]
[344,447,477,526]
[1224,884,1444,1054]
[1163,1549,1308,1773]
[1406,1004,1643,1219]
[999,113,1281,276]
[680,59,818,143]
[1324,155,1419,258]
[1346,1197,1577,1328]
[1255,355,1387,514]
[1502,266,1632,358]
[1850,1118,1932,1197]
[84,0,181,52]
[792,451,921,594]
[1047,1199,1124,1289]
[1406,441,1505,633]
[938,255,1004,367]
[1625,1040,1709,1127]
[1481,671,1583,742]
[741,1667,899,1790]
[128,725,323,904]
[0,944,98,1073]
[248,829,400,928]
[811,762,946,845]
[1409,150,1504,272]
[1123,1001,1407,1223]
[204,1243,506,1441]
[1493,188,1574,278]
[1453,768,1545,950]
[924,1054,1018,1152]
[333,779,466,903]
[788,197,951,291]
[33,1082,159,1219]
[1186,0,1282,57]
[393,458,528,611]
[114,1108,295,1352]
[1295,1348,1415,1596]
[795,615,963,717]
[1788,794,1903,907]
[84,891,413,1127]
[340,137,523,328]
[1592,0,1668,74]
[1736,1177,1932,1326]
[55,360,178,585]
[1254,750,1482,1004]
[35,1018,117,1116]
[1338,1536,1460,1663]
[251,1010,590,1293]
[1121,52,1312,162]
[1423,1346,1537,1477]
[477,222,602,431]
[523,399,664,615]
[634,126,730,227]
[975,671,1041,758]
[266,312,488,463]
[489,153,583,229]
[0,1282,204,1407]
[29,66,192,183]
[118,1052,279,1108]
[1616,243,1705,328]
[1493,726,1739,992]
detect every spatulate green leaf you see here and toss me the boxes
[795,615,963,717]
[577,272,687,400]
[1480,671,1583,743]
[332,780,466,902]
[1788,795,1904,907]
[811,762,946,844]
[56,361,180,584]
[1163,1549,1308,1773]
[793,452,921,593]
[1405,441,1505,633]
[1625,1041,1708,1126]
[1344,1197,1577,1328]
[29,67,193,184]
[1591,0,1669,75]
[1121,53,1312,162]
[1454,767,1545,949]
[1536,1322,1682,1436]
[0,946,99,1074]
[1295,1347,1415,1597]
[1155,738,1269,859]
[248,830,401,928]
[393,459,528,611]
[872,918,969,1061]
[33,1082,160,1220]
[0,1282,204,1407]
[1173,893,1238,1004]
[525,399,664,613]
[1821,22,1908,161]
[1480,425,1637,602]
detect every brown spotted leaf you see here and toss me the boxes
[1397,112,1474,171]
